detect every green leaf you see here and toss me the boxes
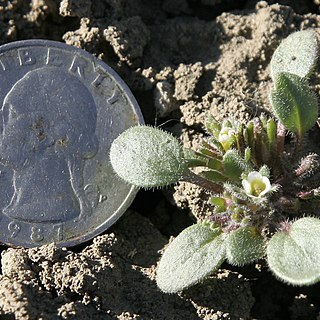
[206,158,223,171]
[110,125,187,188]
[244,121,255,149]
[203,138,224,154]
[226,227,265,266]
[156,223,226,293]
[244,147,251,162]
[201,170,228,183]
[223,149,250,180]
[270,30,318,80]
[266,118,277,155]
[267,217,320,286]
[243,121,255,161]
[270,72,318,137]
[210,196,226,209]
[184,148,207,167]
[205,115,221,137]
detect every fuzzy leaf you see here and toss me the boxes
[110,125,187,188]
[223,149,250,180]
[156,223,226,293]
[270,72,318,137]
[270,30,318,80]
[267,217,320,285]
[207,158,223,171]
[226,227,265,266]
[259,165,270,177]
[295,153,320,180]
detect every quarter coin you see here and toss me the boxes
[0,40,143,247]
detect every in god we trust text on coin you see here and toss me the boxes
[0,40,143,247]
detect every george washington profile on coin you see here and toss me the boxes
[0,66,98,223]
[0,40,142,247]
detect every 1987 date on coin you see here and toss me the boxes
[0,40,143,247]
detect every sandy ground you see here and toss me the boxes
[0,0,320,319]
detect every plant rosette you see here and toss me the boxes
[110,29,320,293]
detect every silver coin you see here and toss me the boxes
[0,40,143,247]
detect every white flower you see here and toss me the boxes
[218,127,235,150]
[242,171,271,198]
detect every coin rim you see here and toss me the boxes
[0,39,144,247]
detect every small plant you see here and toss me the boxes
[110,30,320,293]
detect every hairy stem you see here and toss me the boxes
[292,133,302,162]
